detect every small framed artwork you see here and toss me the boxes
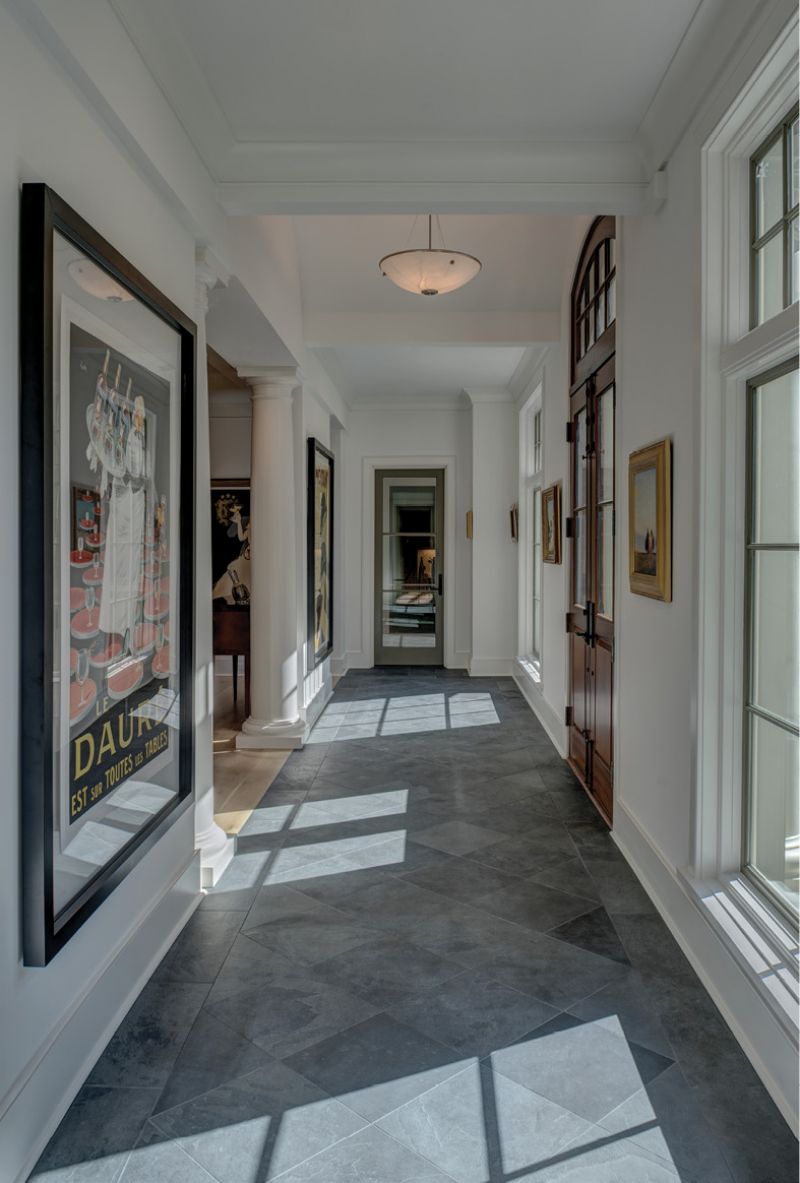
[542,484,562,564]
[510,503,519,541]
[307,438,334,668]
[466,510,474,540]
[211,481,251,606]
[628,438,672,602]
[20,183,196,965]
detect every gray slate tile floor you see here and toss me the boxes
[30,670,798,1183]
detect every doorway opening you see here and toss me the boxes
[374,469,445,666]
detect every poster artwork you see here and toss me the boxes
[211,486,251,604]
[67,325,173,827]
[314,455,331,655]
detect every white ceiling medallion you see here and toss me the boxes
[379,215,481,296]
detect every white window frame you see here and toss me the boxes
[518,387,544,679]
[692,18,799,1038]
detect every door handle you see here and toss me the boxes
[437,573,443,595]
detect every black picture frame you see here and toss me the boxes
[20,183,196,965]
[306,438,334,669]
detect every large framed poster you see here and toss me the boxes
[211,480,251,605]
[20,184,196,965]
[307,438,334,669]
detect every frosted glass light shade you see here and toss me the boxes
[68,258,133,302]
[379,248,481,296]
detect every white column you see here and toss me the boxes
[237,368,306,749]
[194,252,235,885]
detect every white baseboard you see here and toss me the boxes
[304,680,333,733]
[512,661,568,756]
[613,800,798,1134]
[469,657,515,677]
[448,652,471,670]
[331,655,349,679]
[6,854,201,1183]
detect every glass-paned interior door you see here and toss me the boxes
[374,470,444,666]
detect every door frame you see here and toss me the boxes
[373,468,445,666]
[360,455,458,669]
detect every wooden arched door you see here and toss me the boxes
[566,217,616,823]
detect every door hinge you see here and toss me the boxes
[565,612,572,634]
[565,705,573,727]
[566,422,575,444]
[565,517,574,539]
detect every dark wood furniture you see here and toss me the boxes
[213,605,251,716]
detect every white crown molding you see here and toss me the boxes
[463,387,515,405]
[637,0,798,173]
[508,345,551,403]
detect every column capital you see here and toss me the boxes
[239,366,300,400]
[195,246,230,315]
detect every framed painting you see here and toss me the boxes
[542,483,562,564]
[628,438,672,601]
[20,183,196,965]
[307,438,334,668]
[211,481,251,606]
[510,503,519,542]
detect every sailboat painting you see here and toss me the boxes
[628,438,672,602]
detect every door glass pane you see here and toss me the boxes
[751,367,799,544]
[597,504,614,620]
[755,136,784,237]
[574,509,586,607]
[791,216,799,305]
[597,243,606,284]
[750,550,799,727]
[596,288,606,338]
[607,276,616,325]
[597,387,614,504]
[574,409,587,507]
[791,117,799,210]
[754,233,785,325]
[380,479,437,650]
[588,257,596,299]
[746,714,799,917]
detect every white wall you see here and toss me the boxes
[469,396,518,675]
[210,392,252,479]
[342,407,473,670]
[0,6,203,1178]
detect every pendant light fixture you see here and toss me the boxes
[379,215,481,296]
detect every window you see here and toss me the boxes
[519,398,543,671]
[743,360,799,920]
[575,237,616,364]
[751,106,799,326]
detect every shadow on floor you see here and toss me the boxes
[30,671,798,1183]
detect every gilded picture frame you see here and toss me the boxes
[541,483,561,564]
[628,438,672,602]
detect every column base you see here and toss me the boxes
[236,715,306,750]
[196,823,236,888]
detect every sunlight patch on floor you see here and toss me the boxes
[308,692,500,743]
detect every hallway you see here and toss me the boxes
[32,671,796,1183]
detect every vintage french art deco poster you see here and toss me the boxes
[307,438,334,668]
[211,481,251,605]
[20,185,195,964]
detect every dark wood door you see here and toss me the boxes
[567,218,616,823]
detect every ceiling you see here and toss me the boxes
[318,344,530,409]
[293,215,574,317]
[163,0,700,144]
[106,0,728,408]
